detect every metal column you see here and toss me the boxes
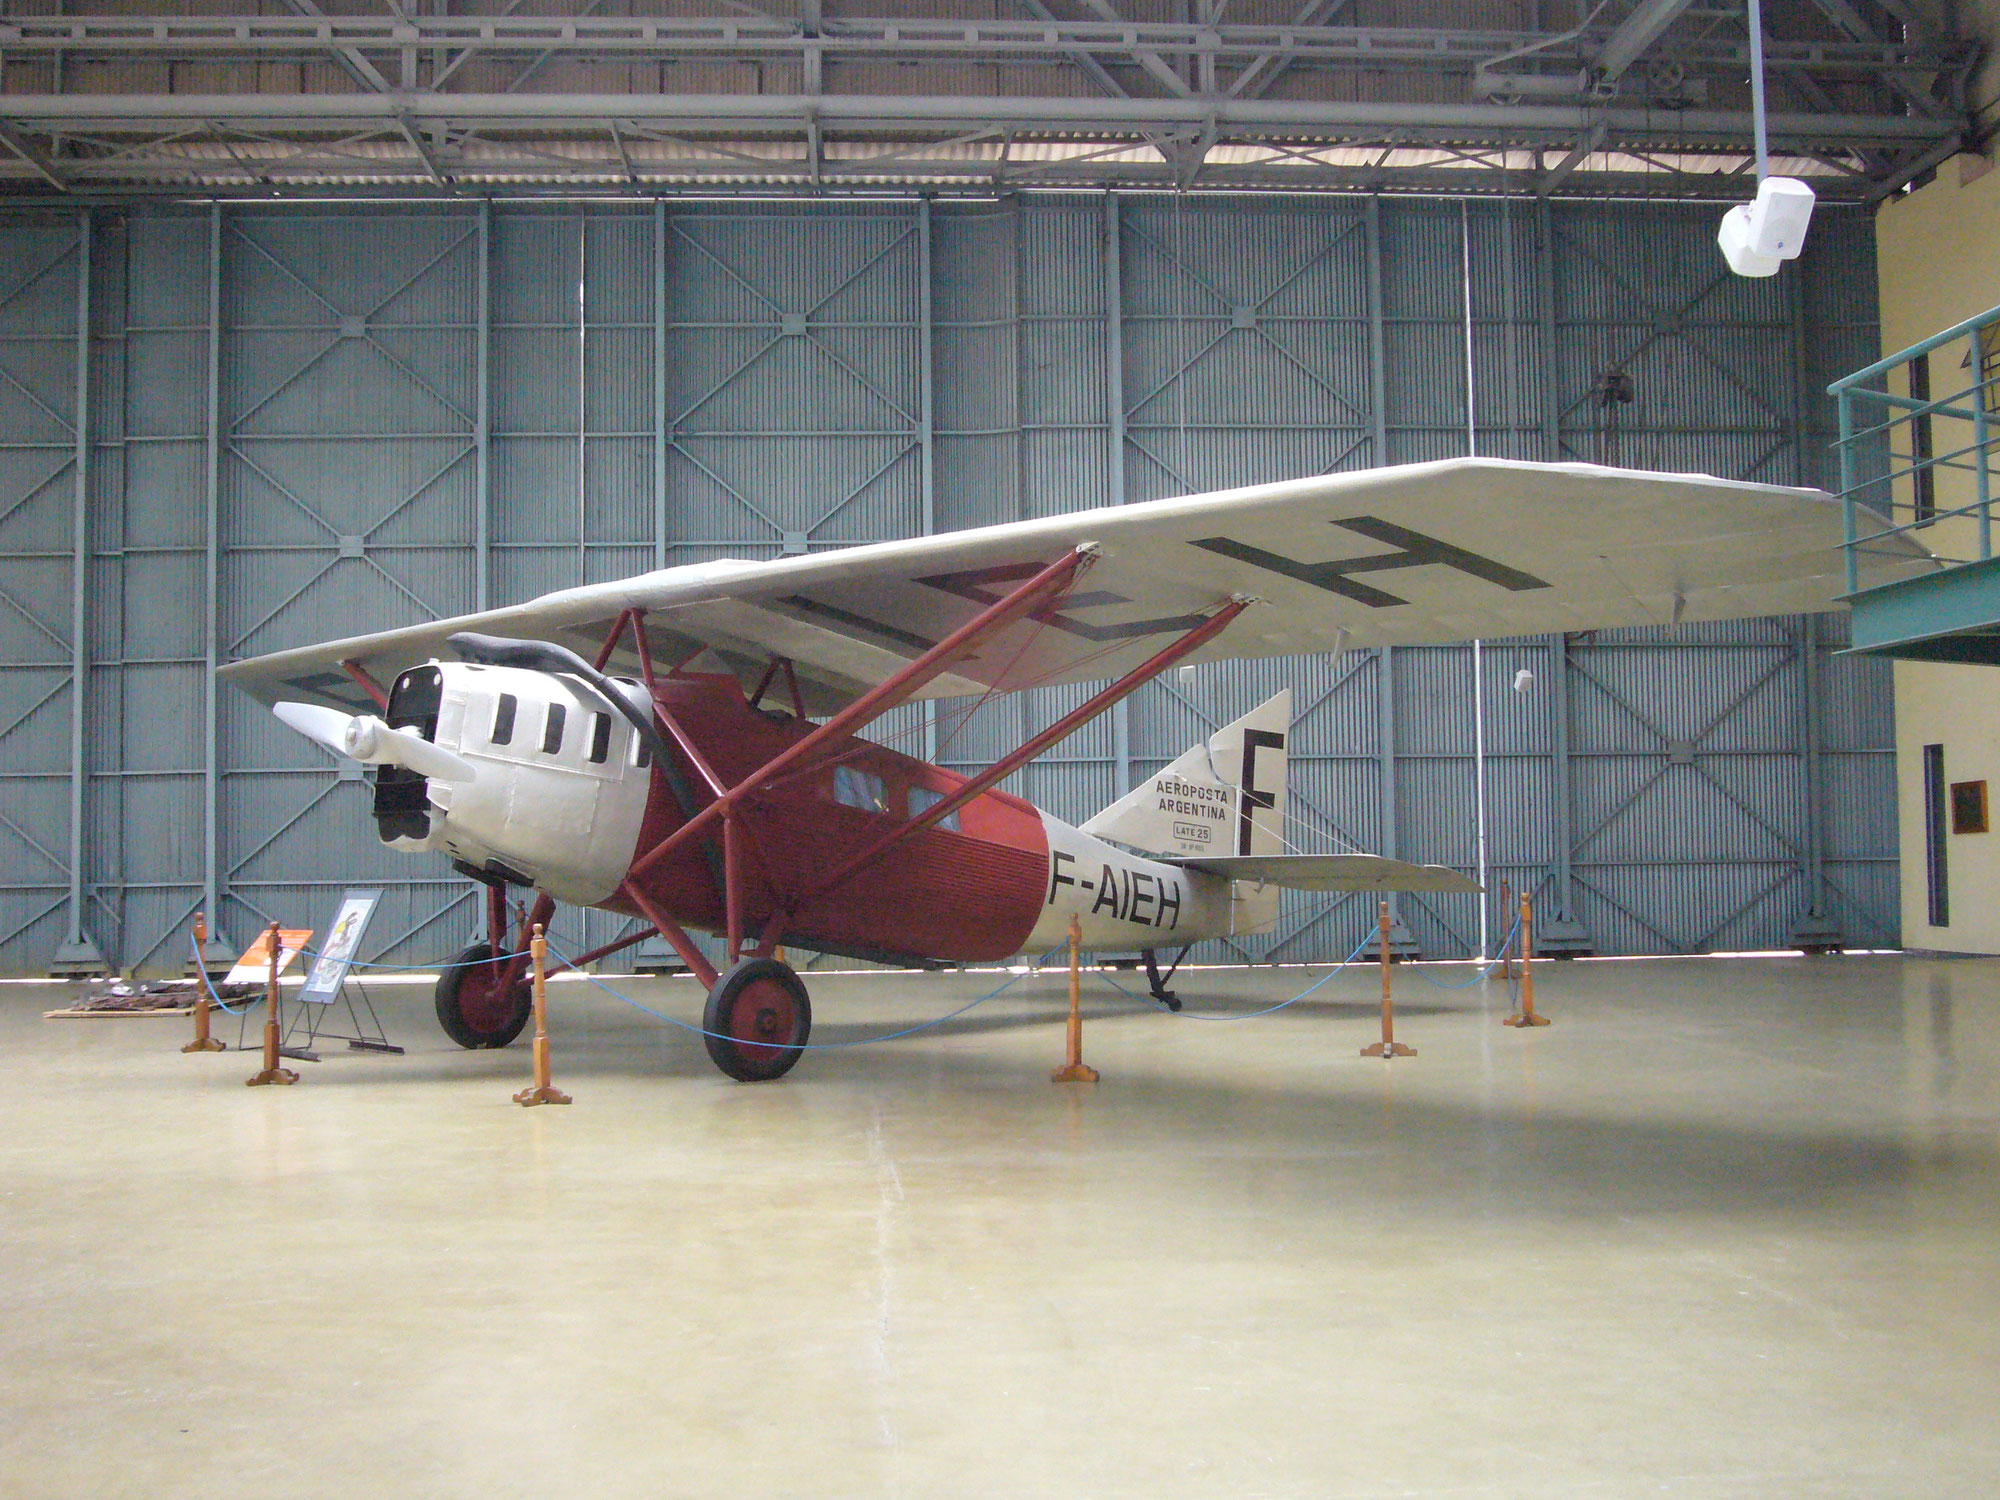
[1462,199,1489,957]
[1787,247,1810,488]
[1364,195,1388,466]
[1105,192,1130,793]
[1377,645,1397,857]
[919,198,937,760]
[1536,629,1594,955]
[653,198,668,571]
[1104,193,1126,504]
[918,198,935,538]
[475,199,492,608]
[1537,196,1560,462]
[1789,612,1841,949]
[200,204,228,959]
[52,208,103,974]
[574,214,587,586]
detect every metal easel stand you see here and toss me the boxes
[283,977,404,1058]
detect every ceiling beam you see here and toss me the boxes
[1537,121,1607,197]
[0,127,67,192]
[1594,0,1699,84]
[0,15,1955,78]
[0,91,1957,148]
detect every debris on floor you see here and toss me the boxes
[42,977,257,1020]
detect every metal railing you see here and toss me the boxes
[1832,302,2000,595]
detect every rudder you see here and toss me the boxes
[1080,689,1291,861]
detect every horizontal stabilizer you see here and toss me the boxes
[1163,853,1481,894]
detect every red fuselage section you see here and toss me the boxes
[607,675,1051,966]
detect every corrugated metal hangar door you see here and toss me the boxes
[0,196,1891,974]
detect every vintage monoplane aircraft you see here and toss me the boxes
[221,457,1924,1081]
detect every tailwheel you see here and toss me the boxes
[702,957,811,1082]
[435,941,533,1049]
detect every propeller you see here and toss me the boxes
[273,701,475,783]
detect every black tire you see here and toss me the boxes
[434,941,533,1049]
[702,957,811,1082]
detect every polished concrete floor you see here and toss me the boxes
[4,952,1998,1498]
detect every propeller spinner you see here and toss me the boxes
[273,701,475,783]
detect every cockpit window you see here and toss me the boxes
[541,702,566,755]
[909,785,961,833]
[491,693,517,746]
[588,712,612,764]
[833,765,888,814]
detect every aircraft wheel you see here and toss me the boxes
[702,957,811,1082]
[435,941,533,1049]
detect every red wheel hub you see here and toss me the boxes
[727,976,798,1065]
[459,959,523,1032]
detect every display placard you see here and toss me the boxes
[222,928,313,988]
[298,889,381,1004]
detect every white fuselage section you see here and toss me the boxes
[1022,812,1274,952]
[389,663,653,907]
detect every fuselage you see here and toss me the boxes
[372,661,1260,965]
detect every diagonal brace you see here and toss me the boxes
[800,595,1253,904]
[627,546,1096,884]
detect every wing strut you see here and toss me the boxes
[625,546,1096,961]
[795,594,1254,910]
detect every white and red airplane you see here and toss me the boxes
[222,458,1920,1081]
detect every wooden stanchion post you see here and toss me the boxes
[245,922,299,1086]
[1051,914,1099,1084]
[514,923,572,1106]
[1504,891,1551,1028]
[181,911,225,1053]
[1362,899,1416,1058]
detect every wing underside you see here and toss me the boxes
[217,458,1929,713]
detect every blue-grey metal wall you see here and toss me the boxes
[0,196,1892,975]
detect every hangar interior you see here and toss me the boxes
[6,3,2000,1497]
[0,195,1892,975]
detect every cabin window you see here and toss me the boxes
[491,693,517,746]
[588,712,612,764]
[630,733,651,769]
[909,785,961,833]
[832,765,888,814]
[541,702,566,755]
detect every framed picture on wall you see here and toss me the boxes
[1951,780,1989,836]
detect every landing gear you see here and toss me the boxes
[702,957,811,1082]
[435,941,533,1049]
[1143,945,1188,1011]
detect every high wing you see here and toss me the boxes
[218,458,1929,712]
[1162,854,1483,895]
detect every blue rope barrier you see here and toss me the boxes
[188,935,256,1015]
[544,941,1069,1052]
[285,945,531,972]
[1094,926,1378,1020]
[1404,914,1523,991]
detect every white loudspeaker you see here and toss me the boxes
[1513,667,1534,693]
[1718,176,1816,278]
[1718,205,1780,277]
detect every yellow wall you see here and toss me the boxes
[1877,156,2000,952]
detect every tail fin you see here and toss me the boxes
[1081,689,1291,860]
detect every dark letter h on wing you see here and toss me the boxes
[1191,516,1551,608]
